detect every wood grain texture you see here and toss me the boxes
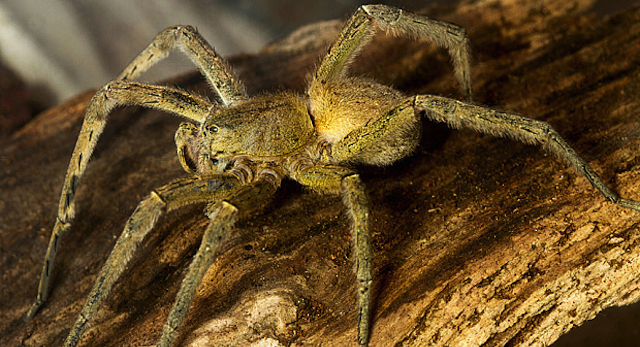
[2,0,640,346]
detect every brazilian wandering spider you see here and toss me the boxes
[23,4,640,347]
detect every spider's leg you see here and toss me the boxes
[293,166,372,346]
[157,202,237,347]
[158,179,277,347]
[415,95,640,211]
[118,25,247,105]
[117,25,246,105]
[312,4,471,97]
[25,82,214,321]
[62,174,246,347]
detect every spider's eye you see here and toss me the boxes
[211,158,219,166]
[206,125,218,133]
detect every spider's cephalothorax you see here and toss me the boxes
[24,4,640,347]
[177,92,316,179]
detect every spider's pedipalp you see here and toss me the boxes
[175,122,201,174]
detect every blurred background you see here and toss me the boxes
[0,0,448,107]
[0,0,634,106]
[0,0,639,345]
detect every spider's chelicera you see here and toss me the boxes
[25,4,640,347]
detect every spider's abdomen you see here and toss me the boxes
[309,77,421,166]
[310,78,404,143]
[204,92,315,159]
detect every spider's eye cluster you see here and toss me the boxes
[206,124,218,133]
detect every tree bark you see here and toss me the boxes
[2,0,640,346]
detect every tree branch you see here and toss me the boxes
[2,0,640,346]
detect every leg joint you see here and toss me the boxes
[362,4,403,25]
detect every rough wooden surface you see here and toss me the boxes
[2,0,640,346]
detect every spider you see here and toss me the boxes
[23,4,640,347]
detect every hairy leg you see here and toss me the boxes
[158,201,238,347]
[416,95,640,211]
[62,174,244,347]
[293,166,372,346]
[158,179,278,347]
[25,81,214,321]
[117,25,247,106]
[332,94,640,211]
[311,4,472,97]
